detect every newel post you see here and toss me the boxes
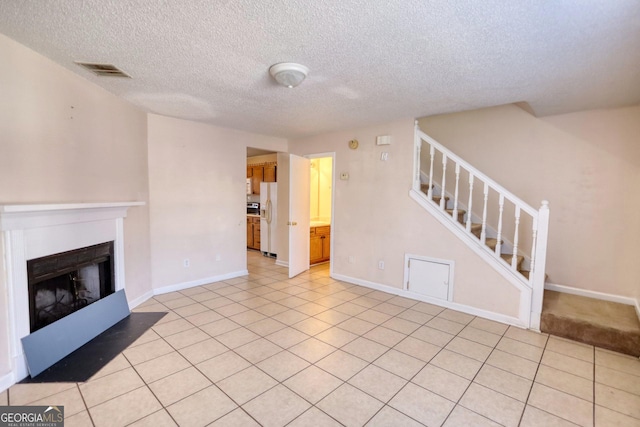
[530,200,550,331]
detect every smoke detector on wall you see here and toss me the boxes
[269,62,309,88]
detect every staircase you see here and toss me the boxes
[413,123,640,356]
[412,122,550,330]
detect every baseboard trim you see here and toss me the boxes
[275,260,288,268]
[332,273,526,328]
[545,282,638,307]
[128,290,154,310]
[0,371,14,393]
[546,282,640,323]
[154,270,249,295]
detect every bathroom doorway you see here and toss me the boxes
[308,154,334,266]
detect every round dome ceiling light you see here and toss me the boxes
[269,62,309,88]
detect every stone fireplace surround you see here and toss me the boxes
[0,202,143,387]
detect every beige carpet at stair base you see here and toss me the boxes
[541,290,640,357]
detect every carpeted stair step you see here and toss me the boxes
[520,270,549,282]
[541,290,640,357]
[445,209,465,224]
[501,253,524,271]
[470,223,482,238]
[432,195,450,207]
[484,238,500,251]
[420,184,433,194]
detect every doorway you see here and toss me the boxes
[307,154,335,270]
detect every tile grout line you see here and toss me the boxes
[593,344,596,427]
[74,382,95,426]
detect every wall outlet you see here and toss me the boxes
[378,260,385,270]
[215,254,221,261]
[183,258,190,267]
[348,255,355,264]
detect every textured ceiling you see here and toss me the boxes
[1,1,639,138]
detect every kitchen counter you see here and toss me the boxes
[247,214,260,218]
[310,220,330,227]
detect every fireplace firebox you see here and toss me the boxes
[27,242,115,332]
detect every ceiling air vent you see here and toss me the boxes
[74,61,131,78]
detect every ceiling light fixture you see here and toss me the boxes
[269,62,309,88]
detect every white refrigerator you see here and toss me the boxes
[260,182,278,257]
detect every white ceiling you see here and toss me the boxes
[1,1,639,139]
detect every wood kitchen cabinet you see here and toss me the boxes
[247,216,261,250]
[310,226,330,264]
[247,163,276,194]
[263,164,276,182]
[247,166,264,194]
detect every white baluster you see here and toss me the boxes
[481,182,488,244]
[414,127,422,191]
[452,163,460,221]
[529,217,538,285]
[466,174,474,231]
[427,145,435,200]
[495,194,504,256]
[511,206,521,269]
[440,153,447,210]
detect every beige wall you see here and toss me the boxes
[419,104,640,301]
[289,119,522,319]
[0,34,151,378]
[147,114,287,290]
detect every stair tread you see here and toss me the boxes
[500,253,524,272]
[484,238,501,250]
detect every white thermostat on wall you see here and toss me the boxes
[376,135,391,145]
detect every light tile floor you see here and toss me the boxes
[4,251,640,426]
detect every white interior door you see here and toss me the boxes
[288,154,310,278]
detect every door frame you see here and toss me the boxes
[306,152,336,276]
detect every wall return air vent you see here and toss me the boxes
[74,61,131,78]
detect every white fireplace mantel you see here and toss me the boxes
[0,201,144,387]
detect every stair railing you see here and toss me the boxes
[413,122,549,329]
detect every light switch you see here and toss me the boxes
[380,152,389,161]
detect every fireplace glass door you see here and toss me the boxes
[27,242,115,332]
